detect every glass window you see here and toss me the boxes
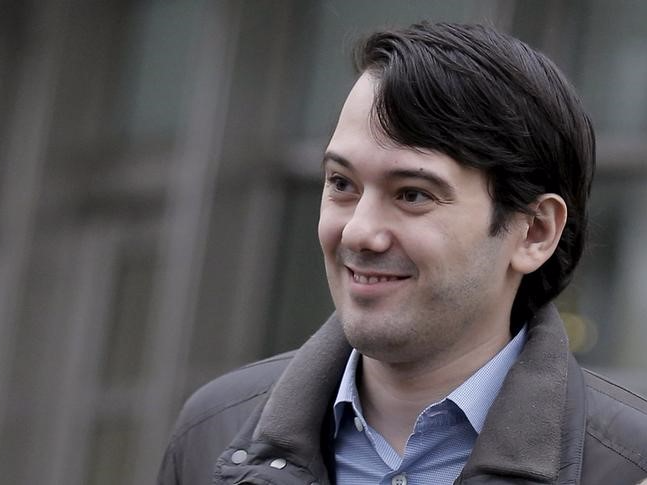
[576,0,647,134]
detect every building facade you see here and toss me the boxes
[1,1,646,483]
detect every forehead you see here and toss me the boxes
[326,73,488,193]
[333,72,376,136]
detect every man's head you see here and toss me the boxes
[318,22,594,364]
[351,22,595,324]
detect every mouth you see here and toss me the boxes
[347,267,410,285]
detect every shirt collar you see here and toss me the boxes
[333,326,527,436]
[446,325,526,433]
[333,348,363,435]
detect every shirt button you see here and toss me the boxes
[392,473,407,485]
[269,458,287,469]
[231,449,247,464]
[353,416,364,432]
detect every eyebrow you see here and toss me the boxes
[322,151,352,171]
[322,150,456,200]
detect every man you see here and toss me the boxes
[158,22,647,484]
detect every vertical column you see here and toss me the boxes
[48,225,121,485]
[615,185,647,370]
[0,0,70,438]
[130,1,243,482]
[223,0,300,365]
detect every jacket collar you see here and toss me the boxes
[219,305,587,484]
[252,313,352,480]
[457,304,587,483]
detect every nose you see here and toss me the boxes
[341,194,392,253]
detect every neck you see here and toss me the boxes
[358,330,511,455]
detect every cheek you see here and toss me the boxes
[396,220,447,263]
[317,207,343,255]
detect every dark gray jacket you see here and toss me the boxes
[158,305,647,484]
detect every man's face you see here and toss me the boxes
[318,73,525,366]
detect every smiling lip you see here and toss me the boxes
[346,266,410,285]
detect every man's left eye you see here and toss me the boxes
[398,189,431,203]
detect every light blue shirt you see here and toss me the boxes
[333,327,527,485]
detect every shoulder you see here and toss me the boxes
[582,368,647,472]
[158,352,296,485]
[172,351,296,440]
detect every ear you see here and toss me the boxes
[511,194,567,275]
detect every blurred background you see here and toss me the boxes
[1,0,646,483]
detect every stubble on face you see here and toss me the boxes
[334,232,511,368]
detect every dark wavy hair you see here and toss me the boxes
[354,22,595,325]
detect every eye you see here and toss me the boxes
[397,188,433,204]
[327,174,354,193]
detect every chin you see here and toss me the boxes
[340,312,413,356]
